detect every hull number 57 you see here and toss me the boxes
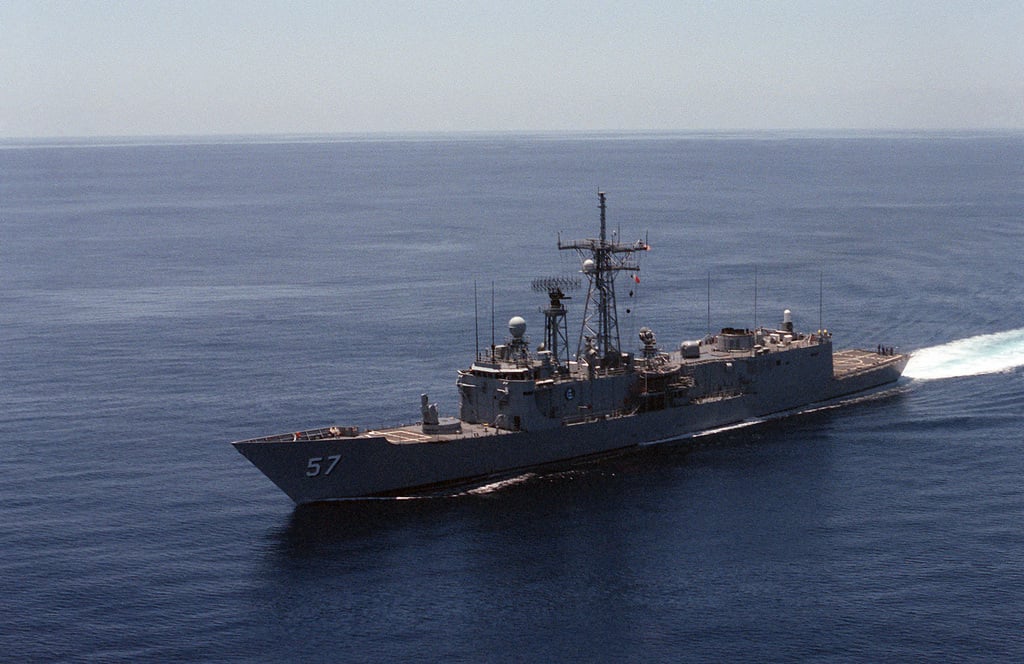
[306,455,341,477]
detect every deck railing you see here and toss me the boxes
[234,425,360,445]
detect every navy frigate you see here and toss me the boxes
[233,193,908,503]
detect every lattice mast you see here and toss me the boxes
[558,192,648,365]
[531,276,580,368]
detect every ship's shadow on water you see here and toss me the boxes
[273,474,622,554]
[273,386,908,553]
[274,499,440,552]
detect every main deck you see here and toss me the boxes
[233,419,512,446]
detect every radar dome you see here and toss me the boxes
[582,259,596,274]
[508,316,527,339]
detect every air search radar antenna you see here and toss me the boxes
[531,275,580,368]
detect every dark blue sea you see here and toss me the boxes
[2,132,1023,662]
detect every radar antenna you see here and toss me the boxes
[531,275,580,368]
[559,192,648,368]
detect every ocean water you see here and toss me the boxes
[2,132,1023,661]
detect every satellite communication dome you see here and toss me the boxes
[508,316,527,339]
[582,259,596,274]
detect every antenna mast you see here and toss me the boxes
[707,271,711,337]
[819,270,824,333]
[531,276,580,368]
[558,192,648,367]
[754,265,758,330]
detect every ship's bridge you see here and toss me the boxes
[466,361,531,381]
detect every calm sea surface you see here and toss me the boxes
[2,132,1023,661]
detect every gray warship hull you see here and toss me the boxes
[233,349,907,503]
[231,192,909,503]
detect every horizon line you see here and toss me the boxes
[3,127,1023,148]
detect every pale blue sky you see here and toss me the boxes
[2,1,1022,137]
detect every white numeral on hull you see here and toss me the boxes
[306,454,341,477]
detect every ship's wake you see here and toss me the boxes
[689,419,765,438]
[904,328,1024,380]
[460,473,539,496]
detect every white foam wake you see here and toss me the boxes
[462,473,538,495]
[688,419,766,439]
[904,328,1024,380]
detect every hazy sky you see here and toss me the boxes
[2,1,1022,137]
